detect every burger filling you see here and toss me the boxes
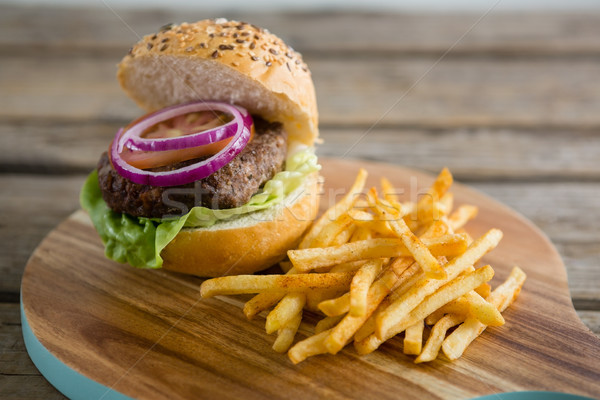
[80,103,319,270]
[97,117,287,219]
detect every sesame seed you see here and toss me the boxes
[209,33,215,38]
[211,50,219,58]
[199,42,206,48]
[254,34,260,40]
[251,55,259,61]
[219,32,227,37]
[219,44,234,50]
[295,59,301,64]
[236,39,245,43]
[269,48,278,55]
[232,61,240,66]
[241,32,250,36]
[249,42,256,50]
[161,38,169,43]
[302,66,307,72]
[160,44,168,51]
[286,52,293,58]
[147,43,153,50]
[266,61,272,67]
[186,46,193,52]
[286,62,291,72]
[233,33,238,38]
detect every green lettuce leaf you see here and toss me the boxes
[80,146,319,269]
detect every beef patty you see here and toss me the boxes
[97,117,287,219]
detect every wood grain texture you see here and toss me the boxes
[4,54,600,129]
[2,175,599,312]
[20,159,600,399]
[3,6,600,56]
[3,122,600,180]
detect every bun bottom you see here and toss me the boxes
[161,175,320,277]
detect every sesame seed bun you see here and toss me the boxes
[111,19,321,277]
[117,18,318,146]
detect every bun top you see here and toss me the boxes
[117,19,318,146]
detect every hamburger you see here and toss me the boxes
[80,18,320,277]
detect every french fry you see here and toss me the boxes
[288,329,331,364]
[330,224,356,246]
[406,168,453,230]
[289,235,466,273]
[403,320,424,355]
[244,292,286,320]
[415,313,464,363]
[318,293,350,317]
[266,293,306,334]
[380,177,401,205]
[243,266,300,319]
[448,204,478,232]
[437,192,454,217]
[386,265,495,342]
[208,167,523,365]
[474,282,491,299]
[302,288,343,313]
[424,296,470,325]
[350,258,386,317]
[299,169,367,249]
[279,261,293,273]
[200,272,354,298]
[356,265,495,355]
[324,258,415,354]
[463,290,504,327]
[353,295,393,342]
[349,225,372,242]
[421,234,469,258]
[289,238,406,272]
[441,266,526,360]
[315,315,344,334]
[330,260,368,273]
[348,209,395,237]
[369,192,446,279]
[420,167,453,212]
[272,312,302,353]
[312,213,355,248]
[376,229,503,340]
[421,219,451,239]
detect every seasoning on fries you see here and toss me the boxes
[200,167,526,364]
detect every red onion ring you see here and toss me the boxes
[121,101,252,152]
[109,102,252,187]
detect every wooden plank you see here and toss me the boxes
[2,122,600,180]
[19,161,600,399]
[0,301,597,399]
[1,173,598,306]
[3,6,600,56]
[318,127,600,180]
[577,311,600,335]
[0,303,65,398]
[0,175,84,297]
[4,54,600,129]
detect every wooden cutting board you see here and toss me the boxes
[21,158,600,400]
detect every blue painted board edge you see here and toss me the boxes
[21,295,596,400]
[20,296,133,400]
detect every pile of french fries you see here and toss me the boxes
[201,168,526,364]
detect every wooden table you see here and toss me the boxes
[1,5,599,398]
